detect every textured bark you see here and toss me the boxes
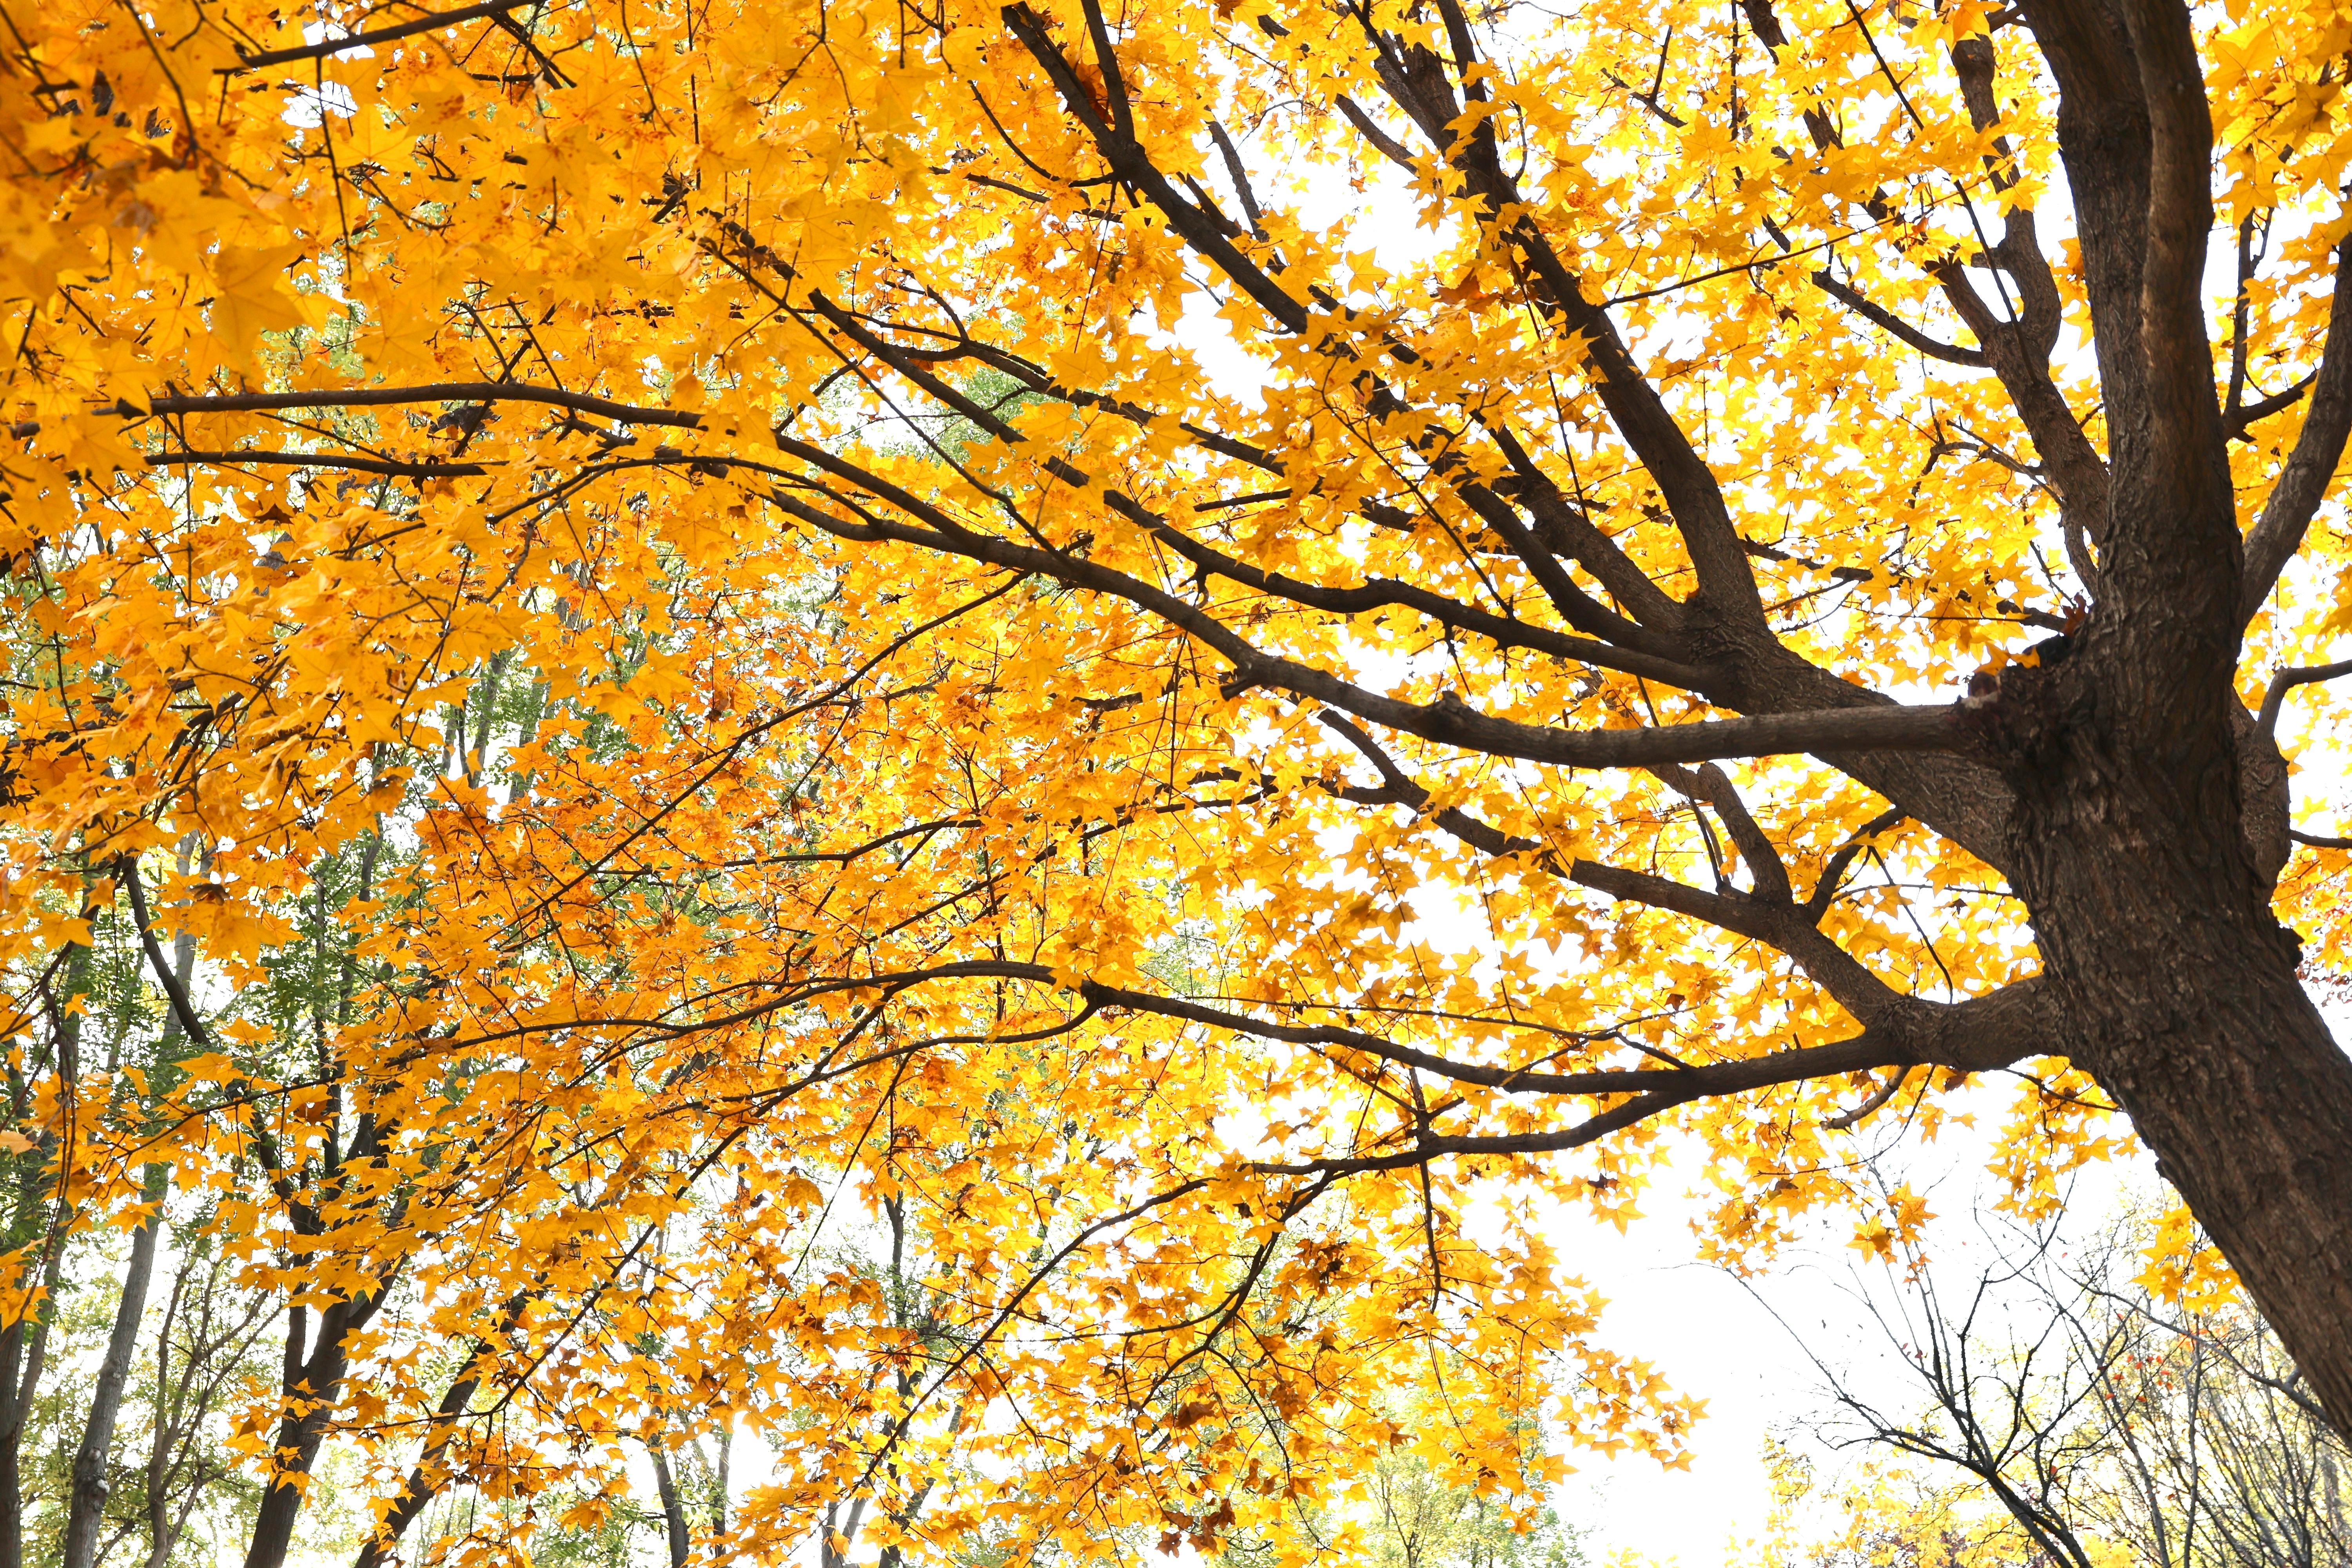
[1974,644,2352,1437]
[1971,0,2352,1438]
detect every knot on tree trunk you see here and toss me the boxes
[1960,652,2288,887]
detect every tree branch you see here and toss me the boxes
[1568,858,1904,1024]
[121,861,217,1057]
[1252,980,2048,1178]
[1357,23,1765,622]
[1807,808,1908,919]
[139,383,700,430]
[2256,656,2352,733]
[145,450,490,478]
[1653,761,1794,902]
[1823,1066,1912,1129]
[1334,94,1417,170]
[2225,369,2315,441]
[2243,234,2352,624]
[1812,271,1988,367]
[768,442,1969,769]
[1314,712,1975,1041]
[230,0,535,71]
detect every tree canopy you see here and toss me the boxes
[3,0,2352,1562]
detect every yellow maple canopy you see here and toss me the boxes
[3,0,2351,1562]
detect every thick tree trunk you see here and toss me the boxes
[1998,664,2352,1438]
[1983,0,2352,1442]
[2046,895,2352,1437]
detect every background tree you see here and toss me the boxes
[1753,1196,2350,1568]
[4,0,2352,1561]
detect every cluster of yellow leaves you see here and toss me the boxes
[1706,1442,2135,1568]
[0,0,2347,1561]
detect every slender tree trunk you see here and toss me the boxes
[64,908,198,1568]
[0,935,88,1568]
[0,1317,29,1568]
[59,1161,171,1568]
[142,1257,189,1568]
[351,1292,533,1568]
[241,1087,396,1568]
[243,1298,364,1568]
[0,1232,65,1568]
[820,1497,867,1568]
[710,1425,729,1536]
[650,1439,690,1568]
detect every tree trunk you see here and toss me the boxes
[710,1425,729,1536]
[65,909,197,1568]
[143,1258,188,1568]
[1996,661,2352,1439]
[243,1300,361,1568]
[649,1439,690,1568]
[0,1233,65,1568]
[2051,900,2352,1438]
[60,1161,171,1568]
[0,1319,29,1568]
[0,934,85,1568]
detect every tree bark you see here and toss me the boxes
[1984,652,2352,1439]
[243,1296,368,1568]
[649,1439,690,1568]
[143,1258,190,1568]
[59,1161,171,1568]
[64,909,198,1568]
[0,936,87,1568]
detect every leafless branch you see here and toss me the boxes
[2256,656,2352,734]
[145,449,490,478]
[1813,270,1988,367]
[140,383,700,430]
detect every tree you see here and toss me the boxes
[1759,1198,2350,1568]
[4,0,2352,1559]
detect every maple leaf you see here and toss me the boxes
[207,244,320,354]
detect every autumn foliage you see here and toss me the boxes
[2,0,2351,1562]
